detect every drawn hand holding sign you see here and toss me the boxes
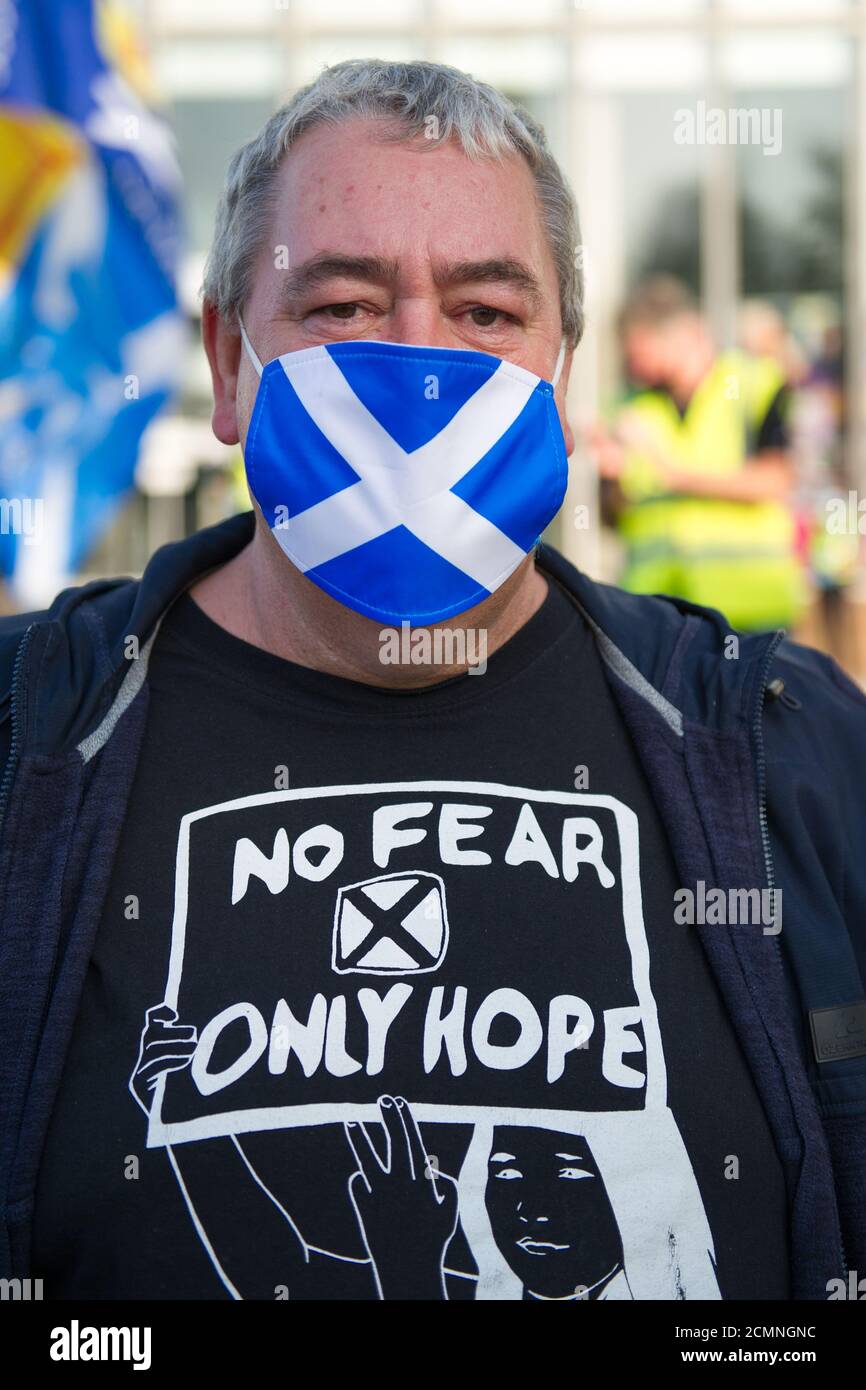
[130,1005,198,1114]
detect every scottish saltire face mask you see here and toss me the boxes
[239,319,569,625]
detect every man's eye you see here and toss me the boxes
[559,1166,593,1180]
[323,303,359,320]
[469,306,513,328]
[493,1167,522,1180]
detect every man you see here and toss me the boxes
[0,60,864,1303]
[592,276,807,632]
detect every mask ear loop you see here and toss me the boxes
[551,336,567,390]
[237,314,264,378]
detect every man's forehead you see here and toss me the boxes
[265,118,548,255]
[277,114,532,185]
[261,123,556,294]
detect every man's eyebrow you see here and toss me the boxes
[555,1153,585,1162]
[276,254,545,310]
[489,1152,516,1163]
[278,254,401,303]
[434,258,544,308]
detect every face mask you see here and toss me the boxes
[239,319,569,626]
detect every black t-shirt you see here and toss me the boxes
[33,579,790,1301]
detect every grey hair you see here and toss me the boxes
[202,58,584,346]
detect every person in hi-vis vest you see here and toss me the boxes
[589,277,807,633]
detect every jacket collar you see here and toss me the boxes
[28,512,777,757]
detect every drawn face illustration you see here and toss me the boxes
[484,1126,624,1298]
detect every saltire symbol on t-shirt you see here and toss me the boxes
[248,341,564,622]
[332,870,448,975]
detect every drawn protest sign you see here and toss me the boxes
[148,780,668,1145]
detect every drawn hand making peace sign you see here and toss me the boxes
[345,1096,459,1300]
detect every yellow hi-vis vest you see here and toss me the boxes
[615,351,807,630]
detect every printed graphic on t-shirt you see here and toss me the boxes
[129,780,720,1301]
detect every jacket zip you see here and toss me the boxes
[0,623,35,844]
[752,626,849,1285]
[753,628,784,907]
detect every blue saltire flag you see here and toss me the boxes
[0,0,184,606]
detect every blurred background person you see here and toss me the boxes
[588,276,807,633]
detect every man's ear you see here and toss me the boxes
[202,301,242,446]
[563,412,575,456]
[557,347,576,456]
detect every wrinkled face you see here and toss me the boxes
[212,116,572,455]
[485,1126,624,1298]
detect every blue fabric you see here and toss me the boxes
[309,524,487,626]
[328,342,491,453]
[244,343,568,624]
[0,511,864,1296]
[246,369,363,519]
[0,0,182,590]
